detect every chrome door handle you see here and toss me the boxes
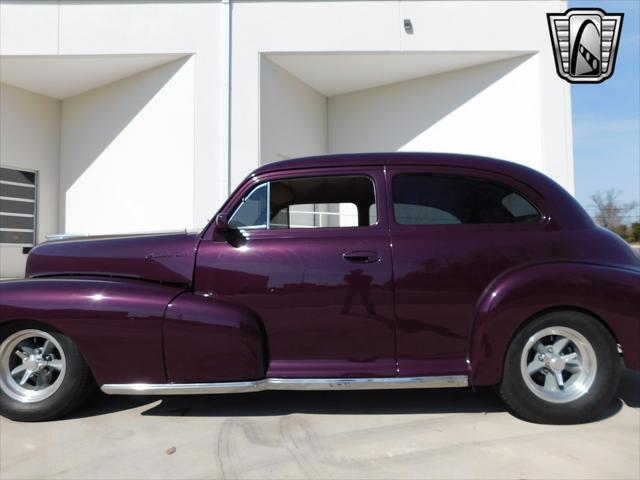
[342,251,380,264]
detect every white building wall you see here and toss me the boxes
[0,0,225,228]
[0,2,59,55]
[60,57,195,235]
[0,0,573,260]
[232,0,572,191]
[55,1,224,227]
[329,55,544,171]
[232,0,401,188]
[0,83,60,277]
[260,58,327,164]
[398,0,574,191]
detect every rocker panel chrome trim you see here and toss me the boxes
[101,375,468,395]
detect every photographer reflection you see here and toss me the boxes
[341,268,376,315]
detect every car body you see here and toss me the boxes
[1,152,639,422]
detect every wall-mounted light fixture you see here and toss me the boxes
[403,19,414,34]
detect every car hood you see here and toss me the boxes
[26,232,200,286]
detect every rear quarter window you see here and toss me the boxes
[392,174,541,225]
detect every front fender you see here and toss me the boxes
[163,292,266,382]
[0,277,185,385]
[469,262,640,385]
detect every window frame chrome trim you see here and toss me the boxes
[229,173,380,232]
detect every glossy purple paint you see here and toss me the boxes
[0,277,181,384]
[383,164,639,377]
[27,232,199,286]
[0,152,638,387]
[164,292,265,382]
[470,262,640,383]
[195,167,398,378]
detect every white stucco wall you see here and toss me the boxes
[0,0,573,250]
[260,57,327,165]
[329,55,543,171]
[232,0,401,187]
[0,83,60,277]
[398,0,574,191]
[60,57,195,235]
[231,0,572,191]
[58,1,223,226]
[1,0,224,229]
[0,2,59,55]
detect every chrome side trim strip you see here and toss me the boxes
[101,375,468,395]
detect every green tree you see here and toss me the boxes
[612,224,629,241]
[631,223,640,243]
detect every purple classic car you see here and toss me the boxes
[1,153,639,423]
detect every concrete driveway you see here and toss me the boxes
[1,369,638,480]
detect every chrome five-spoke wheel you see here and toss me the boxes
[0,324,93,421]
[520,326,596,403]
[0,329,66,403]
[500,311,621,424]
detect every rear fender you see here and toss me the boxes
[0,278,185,385]
[469,262,640,385]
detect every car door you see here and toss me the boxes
[195,167,397,378]
[386,165,547,377]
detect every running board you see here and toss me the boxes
[101,375,468,395]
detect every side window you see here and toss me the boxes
[229,183,268,229]
[272,202,359,228]
[392,174,540,225]
[0,167,37,246]
[229,175,377,230]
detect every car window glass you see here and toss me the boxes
[231,175,377,230]
[394,203,461,224]
[393,174,540,225]
[229,183,268,229]
[270,176,376,229]
[368,204,377,226]
[271,202,359,228]
[501,192,540,219]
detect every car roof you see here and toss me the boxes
[253,152,537,180]
[247,152,594,230]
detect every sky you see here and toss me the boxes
[569,0,640,224]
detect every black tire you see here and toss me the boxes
[499,310,621,424]
[0,322,94,422]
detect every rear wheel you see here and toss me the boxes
[499,311,621,424]
[0,324,93,421]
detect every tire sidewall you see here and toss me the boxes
[501,311,621,424]
[0,323,90,422]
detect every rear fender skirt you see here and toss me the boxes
[469,262,640,385]
[163,292,266,382]
[0,277,186,385]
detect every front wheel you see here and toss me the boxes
[499,311,621,424]
[0,324,94,421]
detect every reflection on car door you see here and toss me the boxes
[195,167,397,378]
[387,165,545,377]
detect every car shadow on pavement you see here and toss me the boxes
[126,386,508,418]
[617,368,640,408]
[67,369,639,422]
[152,386,508,417]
